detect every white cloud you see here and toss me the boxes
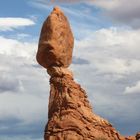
[0,92,48,124]
[91,0,140,28]
[17,33,31,39]
[0,18,35,31]
[0,36,49,136]
[0,74,21,92]
[74,27,140,75]
[0,36,36,58]
[92,0,122,10]
[124,81,140,94]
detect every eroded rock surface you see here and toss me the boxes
[44,68,124,140]
[36,7,137,140]
[136,132,140,140]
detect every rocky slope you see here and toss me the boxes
[36,7,137,140]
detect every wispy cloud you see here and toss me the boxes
[74,27,140,75]
[33,0,140,28]
[0,18,35,31]
[33,0,84,4]
[124,81,140,94]
[90,0,140,29]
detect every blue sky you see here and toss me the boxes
[0,0,140,140]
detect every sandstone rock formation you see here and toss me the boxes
[36,7,137,140]
[36,7,74,69]
[136,132,140,140]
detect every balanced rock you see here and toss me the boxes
[36,7,136,140]
[36,7,74,68]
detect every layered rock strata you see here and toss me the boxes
[36,7,137,140]
[44,67,125,140]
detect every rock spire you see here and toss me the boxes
[36,7,137,140]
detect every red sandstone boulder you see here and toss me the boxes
[36,7,74,69]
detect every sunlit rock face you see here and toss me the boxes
[36,7,74,69]
[36,6,136,140]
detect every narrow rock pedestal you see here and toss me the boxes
[44,67,124,140]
